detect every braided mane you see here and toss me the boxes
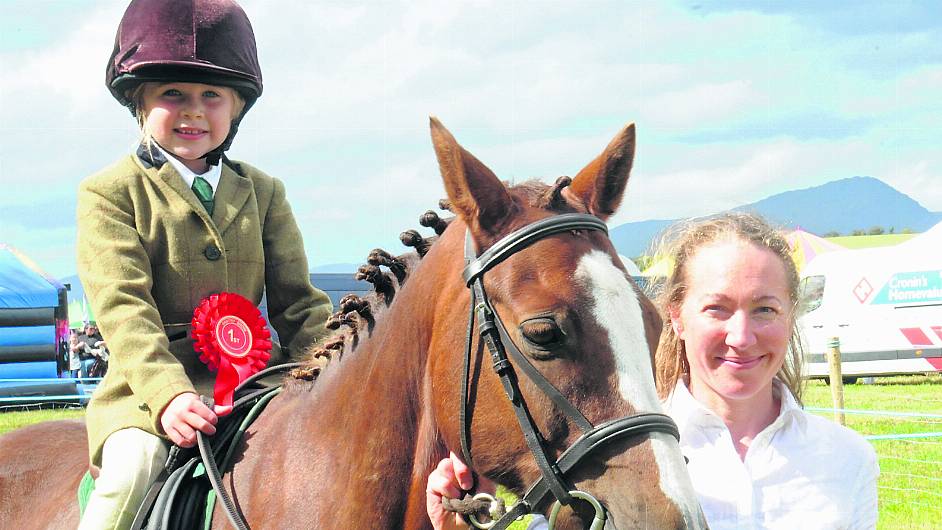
[287,177,575,384]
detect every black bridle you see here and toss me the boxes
[459,213,680,529]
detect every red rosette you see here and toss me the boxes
[191,292,272,407]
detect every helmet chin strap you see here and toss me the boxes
[201,96,256,166]
[202,118,242,166]
[202,133,230,166]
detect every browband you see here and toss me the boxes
[462,213,608,286]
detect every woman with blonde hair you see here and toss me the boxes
[651,211,877,529]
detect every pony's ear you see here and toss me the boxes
[430,117,514,236]
[566,123,636,220]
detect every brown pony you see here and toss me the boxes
[0,119,706,529]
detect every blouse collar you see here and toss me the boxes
[664,378,806,436]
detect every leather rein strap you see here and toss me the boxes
[130,364,295,530]
[458,213,680,529]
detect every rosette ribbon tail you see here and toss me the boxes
[213,351,268,407]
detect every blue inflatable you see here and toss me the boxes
[0,244,69,393]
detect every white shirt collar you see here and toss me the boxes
[152,144,222,196]
[664,378,806,435]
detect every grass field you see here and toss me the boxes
[827,233,917,249]
[0,404,85,435]
[2,375,940,529]
[803,375,942,530]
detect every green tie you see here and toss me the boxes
[192,176,215,216]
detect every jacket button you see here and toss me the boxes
[204,244,222,261]
[138,403,150,412]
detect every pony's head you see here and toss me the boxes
[426,118,706,529]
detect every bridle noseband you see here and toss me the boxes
[459,213,680,530]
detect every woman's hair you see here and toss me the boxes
[128,83,246,154]
[652,211,804,403]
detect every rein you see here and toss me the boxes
[130,363,296,530]
[457,213,680,530]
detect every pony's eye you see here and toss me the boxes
[520,317,563,348]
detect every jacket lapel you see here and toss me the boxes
[137,145,215,224]
[155,162,214,223]
[213,163,252,234]
[137,147,251,234]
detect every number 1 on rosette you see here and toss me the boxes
[191,292,272,407]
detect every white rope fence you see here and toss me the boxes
[809,393,942,528]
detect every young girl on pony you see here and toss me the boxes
[77,1,332,527]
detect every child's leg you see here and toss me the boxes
[79,428,169,530]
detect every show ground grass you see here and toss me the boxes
[0,404,85,435]
[803,374,942,530]
[2,375,940,529]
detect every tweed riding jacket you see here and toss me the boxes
[77,149,332,465]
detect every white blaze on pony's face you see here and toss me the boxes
[431,116,707,528]
[575,250,707,529]
[574,251,660,411]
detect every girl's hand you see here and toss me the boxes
[159,392,218,448]
[426,452,479,530]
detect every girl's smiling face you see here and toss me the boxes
[670,238,793,408]
[140,82,238,173]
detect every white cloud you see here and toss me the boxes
[2,0,941,278]
[640,80,762,129]
[882,159,942,212]
[1,3,125,122]
[616,137,884,224]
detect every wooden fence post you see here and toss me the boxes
[826,336,846,426]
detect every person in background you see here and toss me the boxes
[426,212,878,530]
[79,322,105,349]
[76,1,333,528]
[68,329,83,378]
[77,322,104,379]
[85,329,111,379]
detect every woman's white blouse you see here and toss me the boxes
[664,380,879,530]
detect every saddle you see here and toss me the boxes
[78,365,293,530]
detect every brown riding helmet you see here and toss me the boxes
[106,0,263,163]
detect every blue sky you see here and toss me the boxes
[1,1,941,277]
